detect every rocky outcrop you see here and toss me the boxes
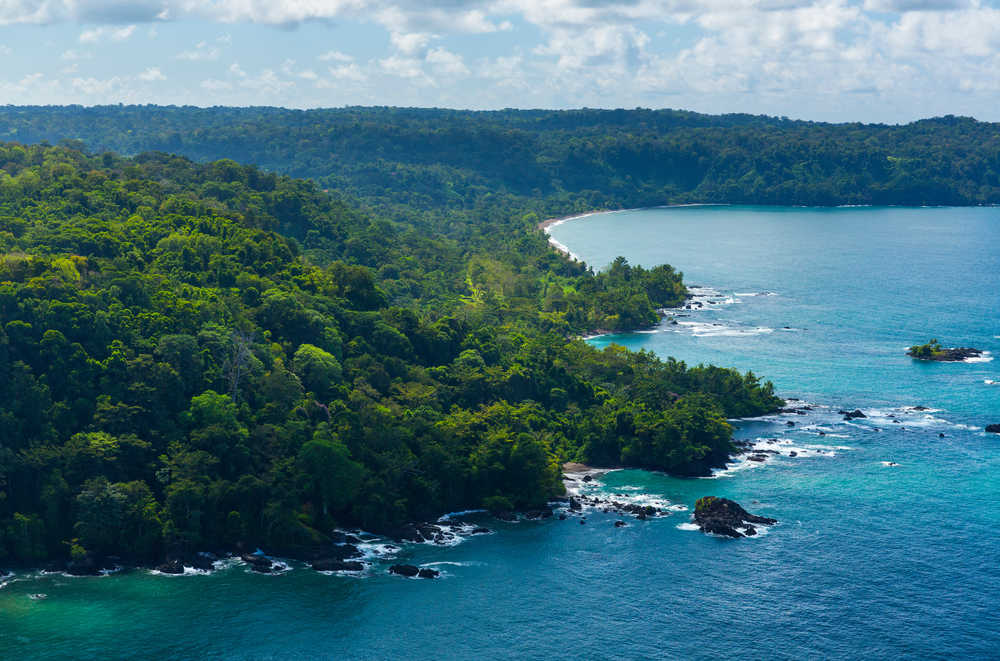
[417,568,440,579]
[184,552,217,571]
[564,493,667,520]
[329,531,362,545]
[387,521,471,544]
[389,564,419,577]
[523,508,554,520]
[986,424,1000,434]
[907,346,982,361]
[66,554,107,576]
[692,497,777,538]
[326,544,363,560]
[312,558,365,572]
[155,560,185,574]
[841,409,867,420]
[241,553,273,573]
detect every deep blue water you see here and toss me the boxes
[2,206,999,659]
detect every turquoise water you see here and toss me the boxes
[3,206,999,659]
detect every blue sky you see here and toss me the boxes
[2,1,1000,123]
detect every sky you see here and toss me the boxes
[2,0,1000,123]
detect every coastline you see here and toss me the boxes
[538,204,727,263]
[537,210,613,263]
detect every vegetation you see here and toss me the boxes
[2,107,1000,223]
[694,496,718,513]
[0,143,781,566]
[908,339,945,359]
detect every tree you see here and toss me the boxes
[75,477,161,559]
[297,430,366,517]
[292,344,342,401]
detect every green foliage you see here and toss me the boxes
[1,107,996,227]
[292,344,342,400]
[695,496,718,512]
[0,140,782,564]
[909,339,943,359]
[297,431,365,518]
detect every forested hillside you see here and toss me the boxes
[0,144,780,566]
[1,107,998,228]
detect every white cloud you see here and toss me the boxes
[79,24,136,43]
[281,58,319,80]
[71,75,123,96]
[389,31,433,55]
[238,68,295,93]
[60,49,92,60]
[863,0,975,11]
[176,41,220,61]
[319,50,354,62]
[426,47,469,76]
[218,61,297,95]
[138,67,166,81]
[379,55,430,81]
[480,55,526,83]
[326,63,366,82]
[201,78,234,90]
[883,8,1000,57]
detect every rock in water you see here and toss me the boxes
[241,553,274,573]
[155,560,185,574]
[986,424,1000,434]
[907,345,982,362]
[66,554,101,576]
[843,409,867,420]
[389,564,420,577]
[693,497,777,538]
[312,558,364,572]
[417,568,440,579]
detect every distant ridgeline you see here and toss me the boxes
[0,143,780,565]
[0,107,997,227]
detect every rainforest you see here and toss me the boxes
[0,140,780,568]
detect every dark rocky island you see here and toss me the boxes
[389,564,439,579]
[907,339,982,362]
[986,424,1000,434]
[693,497,777,538]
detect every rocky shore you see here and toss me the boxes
[27,458,784,579]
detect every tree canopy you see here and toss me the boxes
[0,131,782,566]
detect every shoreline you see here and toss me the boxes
[537,211,611,263]
[537,203,728,263]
